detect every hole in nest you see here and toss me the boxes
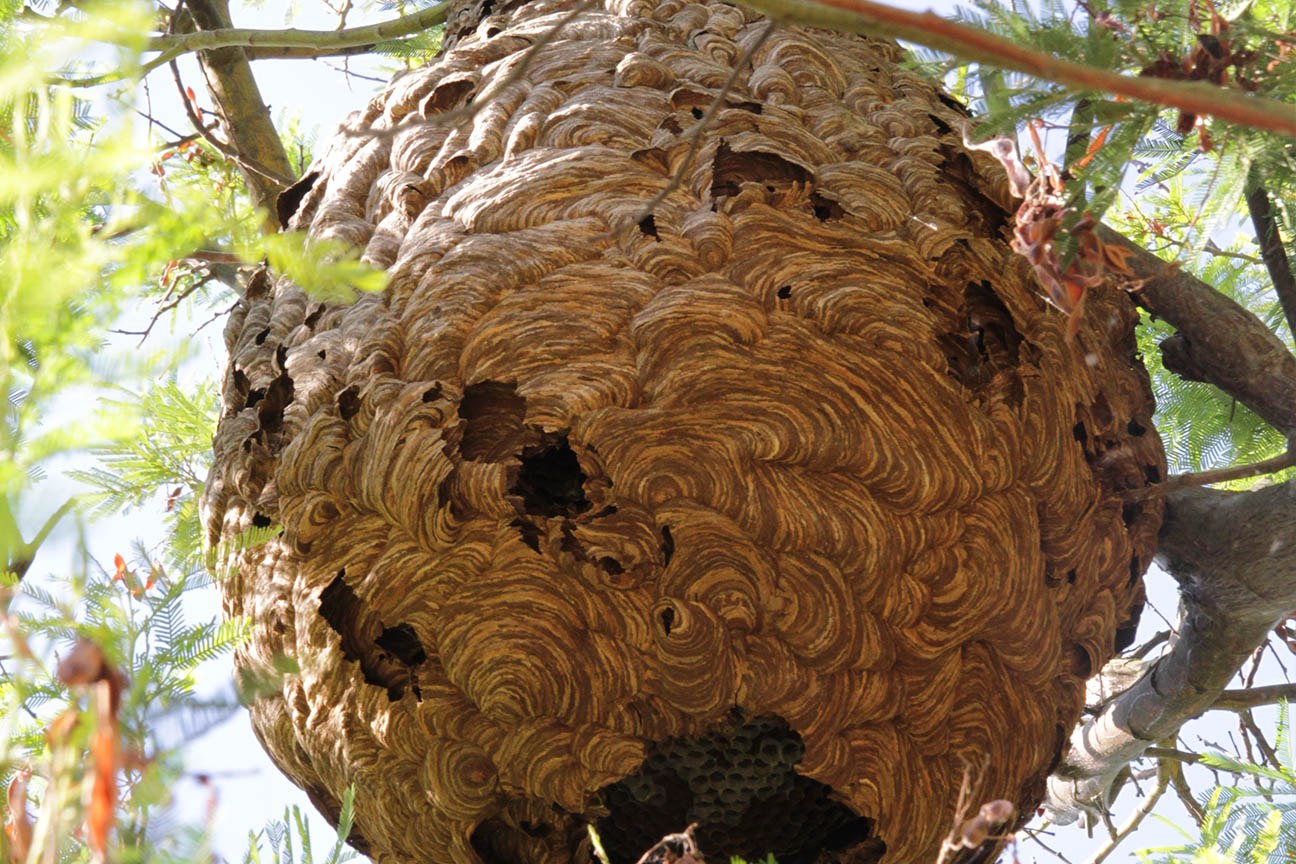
[304,304,325,329]
[691,107,704,119]
[638,214,660,239]
[1127,419,1147,436]
[776,285,792,300]
[1122,502,1142,529]
[1144,464,1162,483]
[375,623,428,667]
[245,388,265,409]
[251,512,272,529]
[254,327,271,346]
[459,380,527,462]
[1067,569,1078,585]
[337,386,361,420]
[595,716,884,864]
[423,383,443,403]
[276,170,321,230]
[927,112,952,134]
[510,518,542,553]
[710,141,811,199]
[660,525,675,566]
[319,572,425,701]
[659,606,675,635]
[808,193,844,221]
[512,435,590,517]
[256,370,294,434]
[317,350,326,359]
[1067,643,1093,678]
[599,557,625,575]
[1072,421,1088,444]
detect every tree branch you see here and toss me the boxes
[1135,447,1296,500]
[1096,225,1296,439]
[171,0,296,227]
[1212,682,1296,711]
[1245,177,1296,338]
[735,0,1296,137]
[1044,481,1296,823]
[144,2,451,63]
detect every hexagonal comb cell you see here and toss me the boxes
[596,716,884,864]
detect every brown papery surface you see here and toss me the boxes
[202,0,1166,860]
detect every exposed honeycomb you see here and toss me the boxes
[597,715,882,864]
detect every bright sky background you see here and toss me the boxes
[18,0,1292,861]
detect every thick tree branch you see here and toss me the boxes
[1045,481,1296,823]
[172,0,295,227]
[1246,179,1296,338]
[144,2,451,62]
[1096,225,1296,439]
[736,0,1296,137]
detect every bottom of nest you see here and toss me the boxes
[595,714,884,864]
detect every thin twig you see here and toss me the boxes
[1019,825,1076,864]
[1142,746,1201,763]
[629,19,778,227]
[1246,177,1296,337]
[167,57,293,188]
[1240,708,1281,770]
[1164,755,1205,827]
[1083,755,1171,864]
[1132,447,1296,499]
[736,0,1296,137]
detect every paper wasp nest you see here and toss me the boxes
[202,0,1166,859]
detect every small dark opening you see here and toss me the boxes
[927,112,952,134]
[777,285,792,299]
[375,623,428,667]
[1144,464,1162,483]
[1128,556,1143,587]
[512,436,590,517]
[423,383,443,403]
[659,606,676,635]
[660,525,675,566]
[254,327,271,345]
[1122,502,1142,529]
[511,518,542,552]
[337,386,361,420]
[276,169,321,229]
[599,557,625,575]
[691,107,704,119]
[246,388,265,408]
[317,350,326,359]
[251,512,272,529]
[638,214,660,239]
[1067,643,1093,678]
[304,304,325,329]
[1072,421,1088,444]
[257,370,294,434]
[1066,569,1078,585]
[809,193,844,221]
[1127,419,1147,436]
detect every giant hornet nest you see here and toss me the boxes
[201,0,1167,860]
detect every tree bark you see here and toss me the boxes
[1045,480,1296,822]
[173,0,295,221]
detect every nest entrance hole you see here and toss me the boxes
[319,570,427,701]
[513,434,591,518]
[594,715,884,864]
